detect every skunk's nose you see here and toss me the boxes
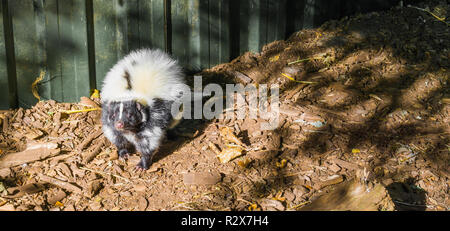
[115,121,124,129]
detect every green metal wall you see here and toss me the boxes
[0,0,398,109]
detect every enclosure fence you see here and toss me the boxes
[0,0,397,109]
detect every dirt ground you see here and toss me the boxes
[0,1,449,211]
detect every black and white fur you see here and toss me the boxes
[101,49,188,170]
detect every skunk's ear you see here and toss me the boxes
[135,99,148,110]
[136,101,142,111]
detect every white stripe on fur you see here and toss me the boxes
[119,102,124,120]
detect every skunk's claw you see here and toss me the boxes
[135,156,151,171]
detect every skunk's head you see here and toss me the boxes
[106,100,146,132]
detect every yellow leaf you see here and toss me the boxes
[290,201,310,210]
[31,70,46,101]
[352,149,361,154]
[90,89,100,99]
[237,158,251,168]
[62,108,100,114]
[281,73,296,81]
[281,73,317,84]
[269,55,280,62]
[220,127,246,147]
[273,191,286,202]
[248,203,260,211]
[217,147,243,163]
[55,201,64,207]
[276,159,287,168]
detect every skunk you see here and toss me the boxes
[100,48,188,170]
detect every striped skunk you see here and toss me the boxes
[100,48,189,170]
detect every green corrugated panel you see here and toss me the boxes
[237,0,287,54]
[9,0,91,107]
[93,0,128,88]
[287,0,306,34]
[239,0,266,53]
[0,1,9,109]
[171,0,209,70]
[197,0,209,69]
[94,0,166,87]
[9,0,37,108]
[303,0,316,29]
[266,0,286,43]
[138,0,165,50]
[126,0,141,51]
[38,0,57,102]
[248,0,264,52]
[237,0,255,54]
[1,0,17,109]
[57,0,91,102]
[9,0,47,107]
[209,0,229,67]
[0,0,399,109]
[171,0,196,69]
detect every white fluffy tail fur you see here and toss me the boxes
[101,49,189,105]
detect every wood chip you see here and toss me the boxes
[109,149,119,160]
[208,142,221,155]
[328,163,341,173]
[315,175,345,190]
[217,147,244,163]
[85,179,103,197]
[333,158,360,170]
[260,198,285,211]
[133,183,147,193]
[249,150,277,161]
[57,163,73,178]
[3,183,46,199]
[220,127,246,148]
[0,142,60,168]
[300,179,394,211]
[0,168,11,178]
[82,138,106,164]
[76,129,103,151]
[1,113,9,133]
[24,128,44,140]
[47,190,67,205]
[37,173,83,194]
[79,96,100,108]
[0,203,15,211]
[233,71,252,83]
[137,196,148,211]
[50,112,62,136]
[183,171,222,185]
[279,105,303,117]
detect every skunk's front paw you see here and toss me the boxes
[118,149,130,159]
[135,156,152,171]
